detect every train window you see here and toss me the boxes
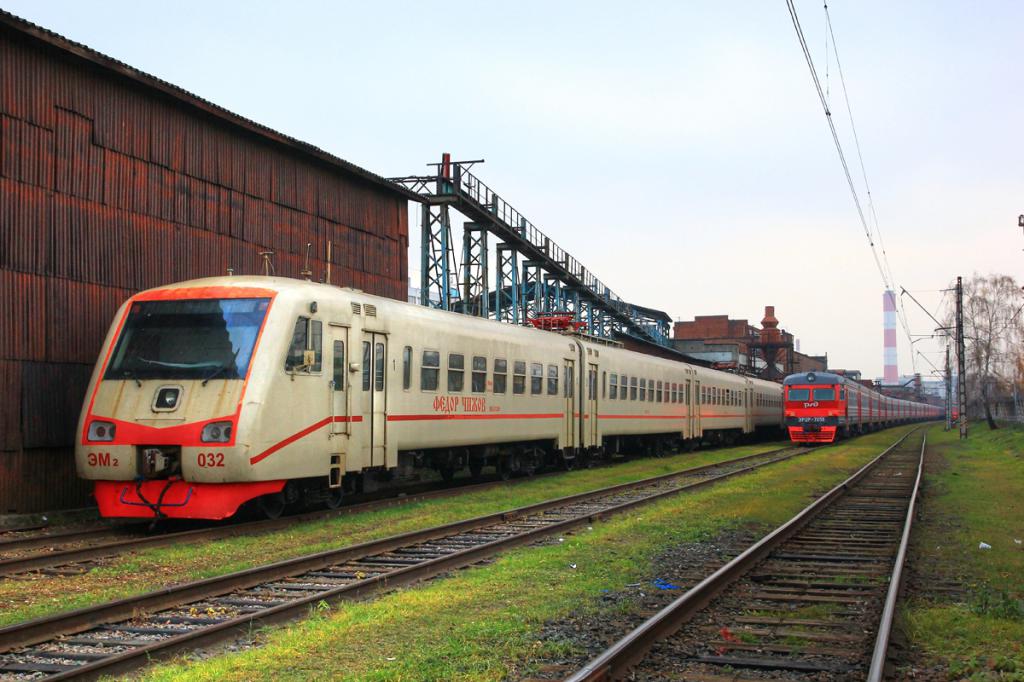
[530,363,543,395]
[472,356,487,393]
[649,379,655,402]
[402,346,412,390]
[589,368,597,400]
[564,365,574,398]
[686,383,690,405]
[620,375,627,400]
[421,350,440,391]
[362,342,371,391]
[610,374,618,400]
[656,381,663,403]
[374,343,385,391]
[547,364,558,395]
[602,371,607,399]
[639,378,646,401]
[493,359,507,394]
[310,321,322,372]
[514,361,526,394]
[448,354,465,392]
[812,388,835,401]
[332,341,345,391]
[787,388,810,401]
[630,376,638,400]
[839,388,846,400]
[285,316,317,373]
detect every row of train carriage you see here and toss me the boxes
[77,277,785,520]
[783,371,943,443]
[77,276,938,520]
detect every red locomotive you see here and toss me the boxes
[783,371,942,444]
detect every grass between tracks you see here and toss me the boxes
[136,427,917,682]
[899,423,1024,680]
[0,442,785,626]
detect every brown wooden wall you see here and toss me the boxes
[0,24,409,513]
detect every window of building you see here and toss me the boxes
[421,350,439,391]
[472,356,487,393]
[547,364,558,395]
[514,361,526,394]
[530,362,543,395]
[494,358,507,394]
[448,353,465,392]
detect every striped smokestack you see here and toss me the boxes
[883,290,898,383]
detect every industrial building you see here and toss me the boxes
[672,306,827,379]
[0,11,412,513]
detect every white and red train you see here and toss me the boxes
[783,371,942,443]
[76,276,787,521]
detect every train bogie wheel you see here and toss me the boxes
[469,459,484,480]
[325,487,344,510]
[439,466,456,483]
[258,492,287,520]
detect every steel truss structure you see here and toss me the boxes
[392,156,671,346]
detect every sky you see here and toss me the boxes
[5,0,1022,379]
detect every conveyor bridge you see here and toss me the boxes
[390,155,671,346]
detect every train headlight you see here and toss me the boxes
[201,421,233,443]
[88,421,116,442]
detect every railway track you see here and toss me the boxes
[0,445,797,578]
[0,445,812,680]
[565,428,925,682]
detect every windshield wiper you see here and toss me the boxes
[123,369,142,388]
[138,357,221,370]
[201,349,240,386]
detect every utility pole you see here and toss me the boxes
[955,276,968,439]
[945,344,952,431]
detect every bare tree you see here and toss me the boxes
[947,274,1024,429]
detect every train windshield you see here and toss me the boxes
[812,388,836,401]
[787,388,810,402]
[105,298,270,381]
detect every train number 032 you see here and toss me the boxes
[197,452,225,467]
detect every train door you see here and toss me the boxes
[744,386,753,433]
[329,325,350,436]
[563,359,577,452]
[586,363,599,447]
[685,379,693,438]
[358,333,387,468]
[693,380,702,438]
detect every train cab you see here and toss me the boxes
[783,372,845,443]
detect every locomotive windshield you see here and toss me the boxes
[105,298,270,381]
[812,388,836,401]
[786,388,810,401]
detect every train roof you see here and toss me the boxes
[783,371,850,386]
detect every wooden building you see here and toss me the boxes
[0,10,412,512]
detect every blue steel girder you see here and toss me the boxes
[461,222,489,318]
[495,246,519,324]
[419,201,461,310]
[521,260,544,324]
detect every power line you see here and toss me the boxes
[785,0,917,371]
[823,3,916,364]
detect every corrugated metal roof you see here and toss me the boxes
[0,8,421,202]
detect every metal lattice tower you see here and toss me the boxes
[391,155,672,346]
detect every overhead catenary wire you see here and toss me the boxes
[785,0,917,373]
